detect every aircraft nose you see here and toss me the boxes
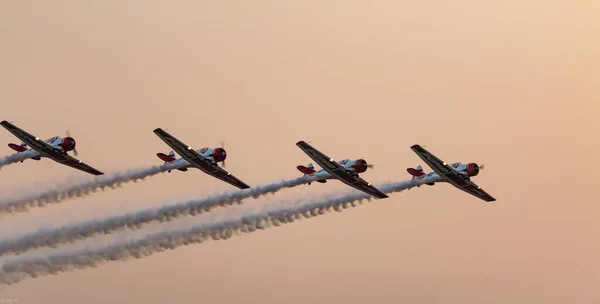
[360,160,368,170]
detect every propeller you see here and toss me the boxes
[65,130,79,156]
[479,164,485,170]
[367,164,375,169]
[220,140,226,168]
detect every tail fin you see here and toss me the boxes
[157,150,177,164]
[297,163,316,175]
[407,165,425,179]
[8,143,28,152]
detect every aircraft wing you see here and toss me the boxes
[410,144,495,202]
[153,128,250,189]
[0,120,104,175]
[296,141,388,199]
[455,180,496,202]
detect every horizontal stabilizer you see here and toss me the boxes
[157,152,176,162]
[8,143,27,152]
[407,167,425,177]
[297,165,316,174]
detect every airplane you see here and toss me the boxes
[153,128,250,189]
[0,120,104,175]
[295,140,388,199]
[407,144,496,202]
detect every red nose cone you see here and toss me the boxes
[213,148,227,162]
[466,163,479,177]
[61,137,76,152]
[354,159,368,173]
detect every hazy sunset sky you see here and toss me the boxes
[0,1,599,303]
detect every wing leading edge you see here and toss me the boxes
[0,120,104,175]
[153,128,250,189]
[295,141,388,199]
[410,144,496,202]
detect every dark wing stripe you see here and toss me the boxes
[410,144,496,202]
[1,121,104,175]
[459,182,496,202]
[153,128,250,189]
[296,141,388,199]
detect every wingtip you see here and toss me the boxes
[410,144,421,149]
[153,128,163,133]
[296,140,306,145]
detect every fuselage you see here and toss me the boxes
[159,147,226,172]
[9,136,75,161]
[299,158,369,183]
[309,168,333,180]
[411,171,444,186]
[410,162,479,187]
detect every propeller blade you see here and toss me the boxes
[480,164,485,170]
[220,140,225,167]
[367,164,375,169]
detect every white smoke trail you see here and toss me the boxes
[0,153,29,170]
[0,162,186,214]
[0,180,415,285]
[0,175,317,256]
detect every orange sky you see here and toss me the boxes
[0,1,599,303]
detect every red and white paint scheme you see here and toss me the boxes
[408,144,495,202]
[153,128,250,189]
[1,120,103,175]
[156,147,227,173]
[7,136,76,162]
[296,162,330,185]
[407,162,481,187]
[296,158,373,185]
[295,141,388,199]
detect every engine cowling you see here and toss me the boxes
[353,159,368,173]
[465,163,479,177]
[61,137,76,152]
[212,148,227,162]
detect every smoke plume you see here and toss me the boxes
[0,153,29,170]
[0,175,317,256]
[0,180,415,285]
[0,163,186,214]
